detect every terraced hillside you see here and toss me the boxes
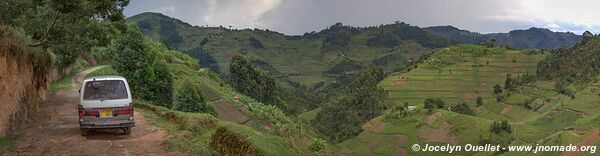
[334,44,600,155]
[380,45,547,107]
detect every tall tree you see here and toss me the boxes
[230,55,279,106]
[17,0,129,67]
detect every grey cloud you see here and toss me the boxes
[124,0,599,35]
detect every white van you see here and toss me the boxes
[78,76,134,136]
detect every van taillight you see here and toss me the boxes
[78,105,84,117]
[115,105,133,115]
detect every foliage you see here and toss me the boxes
[425,26,581,49]
[325,59,364,75]
[424,98,445,112]
[504,74,515,91]
[366,22,451,48]
[248,37,264,49]
[158,19,182,48]
[490,120,512,134]
[451,102,475,115]
[230,54,279,106]
[175,81,216,115]
[319,22,357,52]
[476,96,483,107]
[239,94,303,133]
[86,66,119,78]
[0,135,19,153]
[493,84,503,94]
[111,26,174,106]
[313,67,386,143]
[12,0,129,67]
[384,106,417,124]
[308,138,326,155]
[186,47,220,73]
[537,32,600,83]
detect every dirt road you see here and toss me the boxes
[6,66,183,156]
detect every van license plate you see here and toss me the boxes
[100,109,113,117]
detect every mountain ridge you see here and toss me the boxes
[424,25,582,49]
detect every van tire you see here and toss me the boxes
[80,128,88,136]
[123,127,131,135]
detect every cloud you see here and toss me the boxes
[124,0,600,35]
[202,0,282,29]
[155,5,175,14]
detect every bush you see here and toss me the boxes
[424,98,445,112]
[308,138,326,155]
[176,81,216,115]
[111,26,174,106]
[452,102,475,115]
[239,94,302,133]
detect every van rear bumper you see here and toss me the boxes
[80,122,135,128]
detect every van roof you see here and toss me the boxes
[84,76,127,82]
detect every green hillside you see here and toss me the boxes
[336,42,600,155]
[425,26,582,49]
[86,32,320,155]
[126,12,449,86]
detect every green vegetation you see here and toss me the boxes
[537,32,600,86]
[186,47,220,73]
[0,135,19,153]
[1,0,129,67]
[229,55,279,106]
[425,26,581,49]
[424,98,446,112]
[313,67,386,143]
[86,66,118,78]
[238,95,303,133]
[309,138,326,155]
[176,81,217,115]
[49,73,75,92]
[451,102,475,115]
[126,13,438,87]
[112,26,174,106]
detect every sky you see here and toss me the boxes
[124,0,600,35]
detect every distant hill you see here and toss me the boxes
[127,12,451,86]
[424,26,582,49]
[537,31,600,82]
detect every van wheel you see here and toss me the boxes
[80,128,88,136]
[123,127,131,135]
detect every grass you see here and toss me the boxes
[86,65,118,78]
[136,106,215,155]
[136,100,302,155]
[0,135,19,153]
[49,73,75,92]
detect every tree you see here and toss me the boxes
[425,98,446,112]
[452,102,475,115]
[501,120,512,133]
[493,84,503,94]
[486,39,496,48]
[313,67,387,143]
[17,0,129,67]
[308,138,326,155]
[112,26,155,98]
[148,62,174,106]
[582,31,593,44]
[230,55,279,106]
[111,26,174,106]
[504,74,513,90]
[476,96,483,107]
[176,81,216,115]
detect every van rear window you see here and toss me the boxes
[83,80,128,100]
